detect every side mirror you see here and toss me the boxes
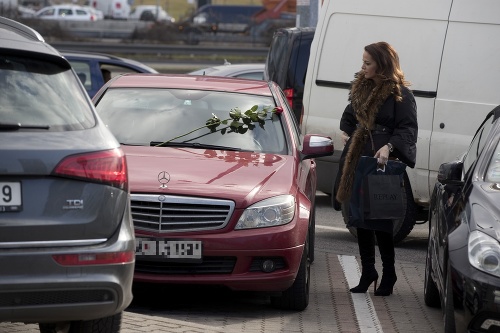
[437,160,463,185]
[301,134,334,160]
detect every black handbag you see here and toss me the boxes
[350,156,407,222]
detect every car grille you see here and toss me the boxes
[135,256,236,274]
[131,194,235,233]
[0,290,114,307]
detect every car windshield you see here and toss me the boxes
[0,55,94,131]
[95,88,288,154]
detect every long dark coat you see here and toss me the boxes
[334,86,418,232]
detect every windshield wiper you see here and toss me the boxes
[0,122,50,131]
[150,141,243,151]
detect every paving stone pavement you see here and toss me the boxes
[0,251,443,333]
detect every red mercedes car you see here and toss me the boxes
[92,74,333,310]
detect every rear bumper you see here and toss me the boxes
[0,213,135,323]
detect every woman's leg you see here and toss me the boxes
[350,228,379,293]
[374,229,397,296]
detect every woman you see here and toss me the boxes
[335,42,418,296]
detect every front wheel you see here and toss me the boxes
[270,234,310,311]
[342,171,417,244]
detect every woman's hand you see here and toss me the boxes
[375,145,390,165]
[340,131,350,145]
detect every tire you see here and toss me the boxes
[140,11,155,21]
[184,28,201,45]
[39,323,71,333]
[342,171,417,244]
[443,263,456,333]
[424,236,441,307]
[39,313,122,333]
[270,234,310,311]
[309,205,316,264]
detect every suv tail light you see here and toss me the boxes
[53,148,128,191]
[53,251,134,266]
[283,88,294,109]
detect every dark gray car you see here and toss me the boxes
[0,17,135,333]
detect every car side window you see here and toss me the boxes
[59,9,73,17]
[101,63,143,79]
[68,60,92,90]
[235,72,264,80]
[462,113,494,177]
[39,8,54,16]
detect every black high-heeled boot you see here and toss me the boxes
[375,230,396,296]
[374,268,397,296]
[350,268,379,293]
[350,228,378,293]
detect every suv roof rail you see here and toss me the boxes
[0,17,45,42]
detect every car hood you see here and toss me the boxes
[124,146,296,208]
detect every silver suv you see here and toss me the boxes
[0,17,135,333]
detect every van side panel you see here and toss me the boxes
[302,0,451,199]
[429,1,500,183]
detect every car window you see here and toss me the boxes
[486,139,500,182]
[68,60,92,89]
[234,72,264,80]
[59,8,73,16]
[38,8,54,16]
[266,31,287,82]
[0,55,94,130]
[76,9,88,16]
[463,113,495,177]
[95,88,288,154]
[101,64,145,79]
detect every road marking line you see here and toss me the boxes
[316,225,349,232]
[338,255,383,333]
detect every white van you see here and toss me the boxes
[89,0,130,19]
[302,0,500,242]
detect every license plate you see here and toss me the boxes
[135,238,202,261]
[0,182,22,212]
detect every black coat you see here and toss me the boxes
[333,86,418,232]
[340,86,418,167]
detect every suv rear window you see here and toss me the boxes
[0,55,94,131]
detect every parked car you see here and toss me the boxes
[60,50,158,98]
[35,4,101,21]
[0,17,134,332]
[83,5,104,20]
[18,5,37,18]
[424,105,500,332]
[188,61,265,80]
[87,0,130,19]
[265,27,315,123]
[92,74,333,311]
[129,5,174,22]
[177,4,263,45]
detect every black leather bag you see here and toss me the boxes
[350,157,407,222]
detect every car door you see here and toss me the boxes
[435,110,497,285]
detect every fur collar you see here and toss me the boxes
[336,72,396,203]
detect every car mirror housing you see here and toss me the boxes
[437,160,464,185]
[301,134,334,160]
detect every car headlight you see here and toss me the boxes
[469,230,500,277]
[235,195,295,230]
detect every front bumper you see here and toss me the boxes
[134,219,307,291]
